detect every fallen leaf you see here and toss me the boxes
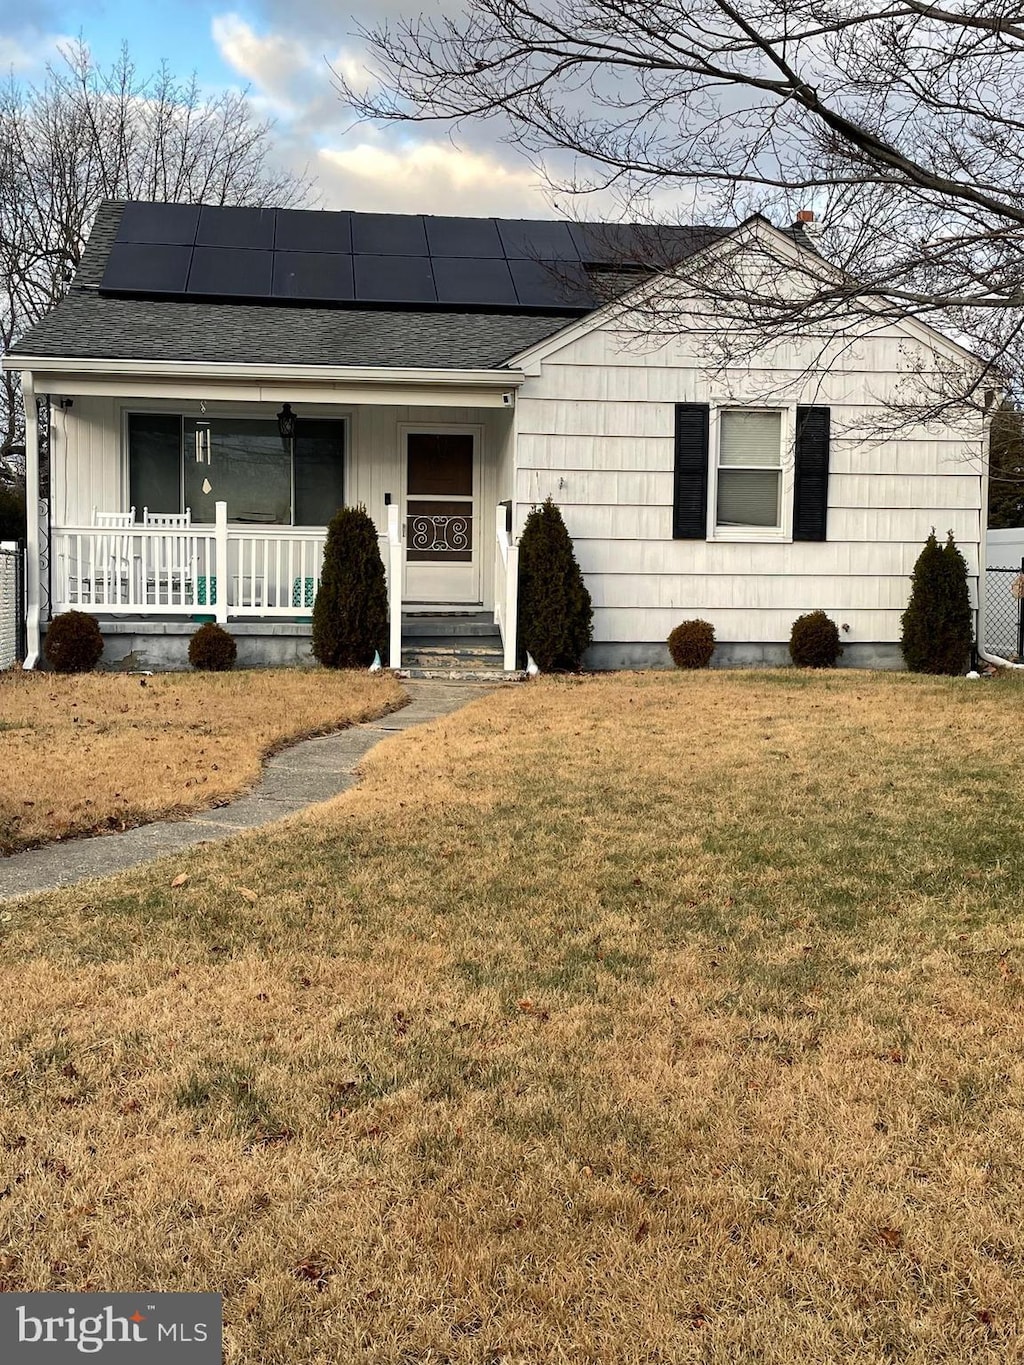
[170,874,188,889]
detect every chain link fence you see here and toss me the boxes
[984,561,1024,661]
[0,543,25,670]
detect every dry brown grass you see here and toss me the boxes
[0,667,405,853]
[3,670,1024,1362]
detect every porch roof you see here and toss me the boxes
[7,291,571,371]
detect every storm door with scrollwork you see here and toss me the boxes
[404,432,479,604]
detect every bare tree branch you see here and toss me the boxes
[338,0,1024,420]
[0,42,315,480]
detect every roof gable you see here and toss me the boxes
[506,215,986,374]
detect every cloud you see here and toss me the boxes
[211,13,317,115]
[0,13,76,78]
[211,11,558,215]
[317,138,554,215]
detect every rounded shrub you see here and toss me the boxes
[900,529,973,674]
[188,621,237,671]
[517,497,593,671]
[312,505,389,669]
[789,610,843,668]
[667,619,716,669]
[44,610,104,673]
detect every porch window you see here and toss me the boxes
[127,413,345,526]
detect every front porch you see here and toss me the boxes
[49,502,521,672]
[16,358,525,670]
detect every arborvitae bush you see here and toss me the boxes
[188,621,237,671]
[312,504,388,669]
[900,529,973,674]
[44,611,104,673]
[517,497,593,671]
[789,610,843,668]
[0,484,25,541]
[667,619,716,669]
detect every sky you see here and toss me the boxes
[0,0,567,216]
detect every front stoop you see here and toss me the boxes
[400,611,522,681]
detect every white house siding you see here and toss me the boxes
[49,396,120,528]
[513,320,986,667]
[53,395,512,611]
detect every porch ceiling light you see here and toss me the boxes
[277,403,297,439]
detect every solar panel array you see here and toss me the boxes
[100,203,704,311]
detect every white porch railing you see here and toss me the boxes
[493,503,519,671]
[52,501,326,623]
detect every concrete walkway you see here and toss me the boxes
[0,679,497,903]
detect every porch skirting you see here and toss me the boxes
[54,619,318,671]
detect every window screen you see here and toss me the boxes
[128,414,182,516]
[184,418,290,524]
[717,410,782,528]
[294,421,345,525]
[129,413,345,526]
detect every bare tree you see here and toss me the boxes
[1,42,314,481]
[340,1,1024,417]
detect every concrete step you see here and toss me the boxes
[402,650,505,670]
[402,615,500,640]
[398,667,526,682]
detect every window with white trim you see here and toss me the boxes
[715,409,783,531]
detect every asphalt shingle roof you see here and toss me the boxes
[11,291,573,369]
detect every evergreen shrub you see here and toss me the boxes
[900,530,973,674]
[188,621,237,671]
[789,610,843,668]
[0,485,25,542]
[517,497,593,671]
[667,619,716,669]
[311,505,388,668]
[44,611,104,673]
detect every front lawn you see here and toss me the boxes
[1,671,1023,1362]
[0,668,406,853]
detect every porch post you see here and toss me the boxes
[214,501,229,625]
[20,371,40,668]
[387,501,402,670]
[504,540,519,672]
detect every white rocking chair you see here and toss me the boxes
[143,508,195,606]
[76,507,136,605]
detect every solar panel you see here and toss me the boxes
[431,257,518,306]
[425,217,504,258]
[116,202,200,246]
[274,210,352,254]
[351,214,429,257]
[196,206,277,250]
[272,252,354,301]
[101,242,194,293]
[353,254,436,303]
[496,219,580,261]
[509,258,595,308]
[569,221,697,266]
[187,247,274,297]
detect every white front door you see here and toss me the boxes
[403,430,480,605]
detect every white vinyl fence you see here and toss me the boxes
[0,542,24,669]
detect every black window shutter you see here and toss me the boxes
[794,406,830,541]
[673,403,709,539]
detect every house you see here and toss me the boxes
[3,201,989,672]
